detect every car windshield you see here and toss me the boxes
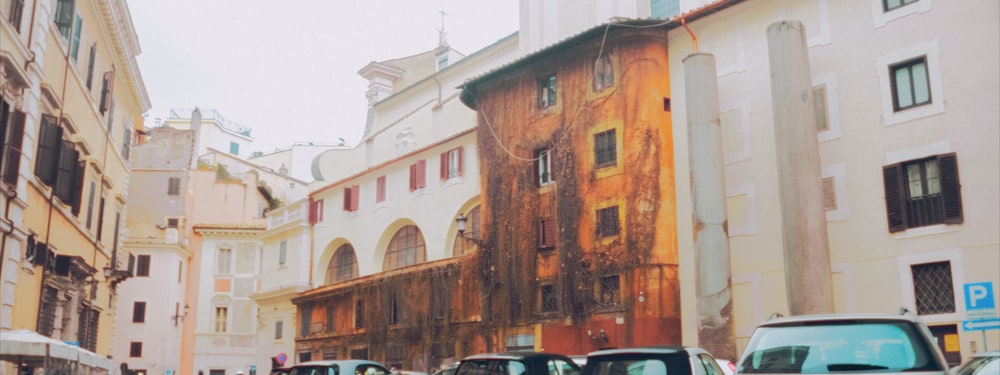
[459,359,527,375]
[586,359,668,375]
[738,321,943,373]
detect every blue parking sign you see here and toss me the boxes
[965,282,996,310]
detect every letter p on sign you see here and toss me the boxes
[964,282,996,310]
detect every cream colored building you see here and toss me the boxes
[1,0,148,373]
[663,0,1000,364]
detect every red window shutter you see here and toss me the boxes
[882,164,907,232]
[376,176,386,202]
[316,199,324,222]
[939,153,963,224]
[409,164,417,191]
[309,200,317,224]
[343,188,351,211]
[350,185,360,211]
[538,218,556,248]
[416,160,426,188]
[440,152,448,180]
[457,147,464,176]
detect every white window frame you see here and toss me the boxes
[538,149,553,186]
[217,247,232,274]
[896,248,964,325]
[812,73,841,142]
[821,163,850,222]
[278,241,287,265]
[446,148,461,179]
[877,42,944,127]
[871,0,931,28]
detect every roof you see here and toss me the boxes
[292,359,385,368]
[755,312,924,327]
[587,346,690,357]
[461,352,573,361]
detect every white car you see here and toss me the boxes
[715,358,736,375]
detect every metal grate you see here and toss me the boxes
[599,275,621,306]
[37,286,58,336]
[540,284,558,313]
[597,206,620,238]
[911,261,955,315]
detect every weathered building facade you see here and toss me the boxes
[1,0,148,373]
[459,21,681,354]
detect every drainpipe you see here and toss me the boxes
[766,20,833,315]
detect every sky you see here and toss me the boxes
[126,1,519,154]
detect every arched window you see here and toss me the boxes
[326,244,357,284]
[383,225,426,270]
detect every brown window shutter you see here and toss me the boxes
[99,70,114,113]
[71,160,86,215]
[409,163,417,191]
[34,115,62,185]
[883,164,907,232]
[457,147,464,176]
[539,218,556,248]
[533,152,541,186]
[939,153,963,224]
[350,185,360,211]
[440,152,447,180]
[377,176,386,202]
[3,111,25,186]
[309,200,317,224]
[416,160,426,188]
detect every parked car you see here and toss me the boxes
[270,367,291,375]
[432,361,460,375]
[455,352,581,375]
[951,351,999,375]
[288,360,392,375]
[570,355,587,367]
[582,346,727,375]
[715,358,736,375]
[736,311,949,374]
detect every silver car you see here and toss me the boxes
[288,360,392,375]
[736,311,949,374]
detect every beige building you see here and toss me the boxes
[663,0,1000,365]
[1,0,149,373]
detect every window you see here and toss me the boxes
[911,261,955,315]
[85,182,95,229]
[822,177,837,211]
[430,279,447,320]
[135,255,150,277]
[229,141,239,155]
[300,304,312,336]
[54,0,74,39]
[814,85,829,131]
[383,225,426,270]
[0,101,25,187]
[598,275,621,306]
[327,244,357,284]
[99,70,114,114]
[594,54,614,91]
[535,149,553,186]
[132,301,146,323]
[440,147,464,179]
[386,344,405,370]
[506,334,535,352]
[389,292,401,325]
[122,127,131,160]
[326,304,335,333]
[343,185,359,211]
[274,320,283,339]
[178,260,183,282]
[129,342,142,357]
[85,43,96,90]
[890,57,930,111]
[309,199,325,224]
[594,129,617,168]
[37,286,58,336]
[278,241,287,265]
[538,75,557,108]
[8,0,25,32]
[168,177,180,195]
[77,305,99,351]
[538,218,556,249]
[214,306,228,333]
[355,299,365,329]
[883,153,962,232]
[597,206,620,237]
[167,218,179,228]
[217,248,232,274]
[34,115,62,185]
[540,283,558,313]
[376,175,386,203]
[883,0,918,12]
[70,15,82,61]
[409,160,426,191]
[53,141,84,214]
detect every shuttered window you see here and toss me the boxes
[376,175,386,202]
[594,129,617,168]
[34,115,62,185]
[883,153,962,232]
[1,104,25,186]
[343,185,359,211]
[440,147,464,179]
[409,160,426,191]
[538,218,556,249]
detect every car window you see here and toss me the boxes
[699,354,724,375]
[588,359,669,375]
[738,321,943,374]
[355,365,389,375]
[290,366,337,375]
[458,360,524,375]
[547,358,581,375]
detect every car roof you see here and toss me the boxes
[587,346,702,357]
[461,352,573,361]
[754,313,922,327]
[292,359,386,367]
[971,350,1000,358]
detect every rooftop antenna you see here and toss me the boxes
[438,9,448,46]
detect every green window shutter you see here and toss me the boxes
[883,163,907,232]
[938,153,963,224]
[54,141,78,203]
[34,115,63,185]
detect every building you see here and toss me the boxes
[459,19,682,354]
[249,141,348,184]
[163,108,253,160]
[664,0,1000,364]
[1,0,149,373]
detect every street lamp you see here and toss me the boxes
[172,304,190,325]
[456,213,485,247]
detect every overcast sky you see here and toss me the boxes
[126,1,519,154]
